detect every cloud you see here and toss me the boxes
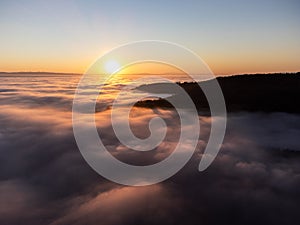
[0,179,38,224]
[50,185,181,225]
[1,91,300,225]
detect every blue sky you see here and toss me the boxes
[1,0,299,74]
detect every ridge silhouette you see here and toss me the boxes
[135,72,300,113]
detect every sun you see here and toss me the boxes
[104,60,120,74]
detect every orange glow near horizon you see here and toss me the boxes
[116,62,186,75]
[1,44,300,76]
[2,54,300,76]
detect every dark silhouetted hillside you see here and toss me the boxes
[135,72,300,113]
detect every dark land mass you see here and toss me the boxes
[135,72,300,113]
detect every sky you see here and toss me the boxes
[0,0,300,75]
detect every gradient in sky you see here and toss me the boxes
[0,0,300,75]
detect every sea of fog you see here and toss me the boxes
[0,73,300,225]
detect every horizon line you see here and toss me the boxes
[1,70,300,77]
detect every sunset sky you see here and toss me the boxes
[1,1,300,224]
[1,0,300,75]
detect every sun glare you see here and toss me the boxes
[104,60,120,74]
